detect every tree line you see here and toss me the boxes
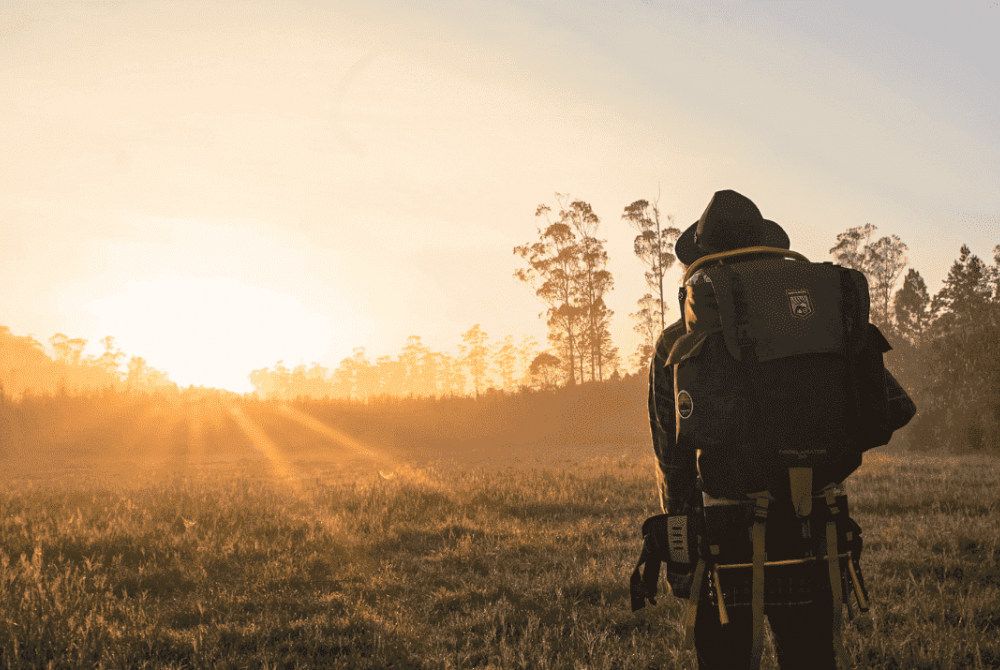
[0,328,174,398]
[248,328,553,400]
[829,226,999,451]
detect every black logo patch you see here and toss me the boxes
[787,289,814,319]
[677,390,694,419]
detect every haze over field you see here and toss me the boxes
[3,1,998,390]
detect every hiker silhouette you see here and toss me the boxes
[636,189,914,670]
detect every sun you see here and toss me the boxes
[87,276,333,391]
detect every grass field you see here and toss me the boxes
[1,401,998,669]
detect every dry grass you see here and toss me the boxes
[1,401,998,668]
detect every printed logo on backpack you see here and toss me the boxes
[787,289,814,319]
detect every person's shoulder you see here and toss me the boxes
[655,319,685,356]
[658,318,685,342]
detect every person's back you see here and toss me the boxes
[632,190,915,670]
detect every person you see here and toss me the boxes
[644,190,913,670]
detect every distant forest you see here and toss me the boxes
[0,329,174,397]
[1,195,997,451]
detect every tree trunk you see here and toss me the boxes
[654,209,666,331]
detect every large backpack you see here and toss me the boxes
[667,246,896,504]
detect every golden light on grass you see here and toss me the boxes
[227,404,356,541]
[185,404,208,469]
[227,406,305,496]
[276,404,447,492]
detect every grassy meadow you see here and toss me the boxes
[1,397,998,669]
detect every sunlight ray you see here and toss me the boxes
[228,406,304,495]
[227,405,350,537]
[185,404,207,468]
[276,404,446,491]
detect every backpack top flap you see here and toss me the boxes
[705,258,848,362]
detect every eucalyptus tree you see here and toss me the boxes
[630,293,660,370]
[830,223,908,329]
[494,335,518,392]
[622,198,680,331]
[515,198,585,385]
[460,324,491,397]
[565,199,615,381]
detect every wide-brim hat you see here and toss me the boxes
[675,189,789,266]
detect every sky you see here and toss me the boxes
[2,1,998,390]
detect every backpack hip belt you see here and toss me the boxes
[696,483,868,670]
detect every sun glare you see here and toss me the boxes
[87,276,334,391]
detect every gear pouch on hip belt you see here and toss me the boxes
[630,512,702,610]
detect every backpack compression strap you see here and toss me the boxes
[683,246,810,283]
[683,558,707,645]
[824,488,851,670]
[789,466,813,517]
[749,493,771,670]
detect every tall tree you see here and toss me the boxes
[829,223,877,271]
[565,200,615,381]
[400,335,436,396]
[375,355,405,396]
[436,352,466,397]
[494,335,518,392]
[49,333,86,366]
[894,269,933,346]
[125,356,173,392]
[867,234,909,329]
[920,245,999,450]
[830,223,908,328]
[528,352,561,390]
[630,293,660,371]
[96,336,125,379]
[931,245,994,335]
[515,198,585,385]
[460,324,491,397]
[622,197,681,330]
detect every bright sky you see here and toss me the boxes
[2,2,998,390]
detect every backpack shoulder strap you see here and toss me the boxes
[655,319,686,364]
[683,246,809,282]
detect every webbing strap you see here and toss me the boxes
[712,565,729,625]
[729,270,755,360]
[683,559,707,645]
[788,466,814,517]
[847,557,870,612]
[825,489,850,670]
[749,495,770,670]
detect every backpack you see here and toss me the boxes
[666,246,905,503]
